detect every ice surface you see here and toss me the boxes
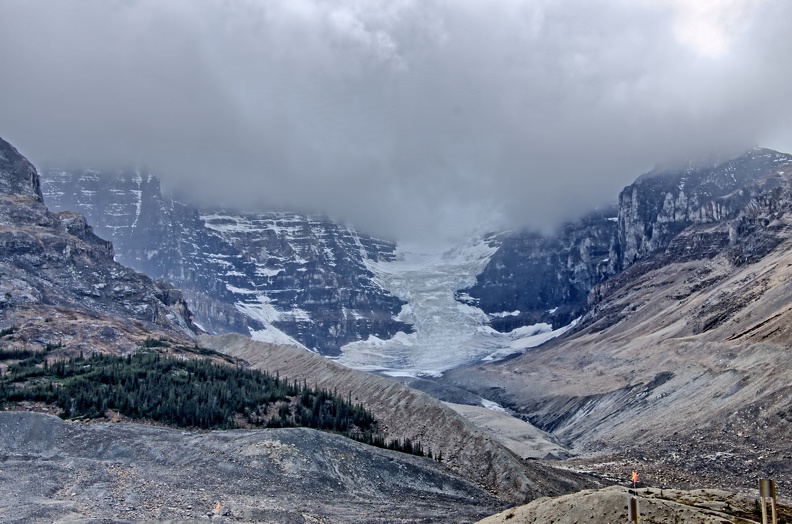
[336,237,574,377]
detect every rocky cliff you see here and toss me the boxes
[0,138,197,355]
[460,208,620,331]
[41,169,412,355]
[463,148,792,332]
[443,154,792,494]
[618,148,791,265]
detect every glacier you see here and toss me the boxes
[336,236,574,377]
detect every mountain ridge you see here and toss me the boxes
[462,147,792,335]
[39,146,792,374]
[440,153,792,493]
[41,168,412,355]
[0,137,198,356]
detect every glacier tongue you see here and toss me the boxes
[337,236,573,376]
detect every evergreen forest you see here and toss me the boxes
[0,348,429,457]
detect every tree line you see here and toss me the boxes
[0,349,434,459]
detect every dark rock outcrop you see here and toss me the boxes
[0,137,197,355]
[460,208,619,330]
[464,148,792,332]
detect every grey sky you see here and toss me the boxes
[1,0,791,244]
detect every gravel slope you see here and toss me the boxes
[0,411,508,523]
[199,333,596,503]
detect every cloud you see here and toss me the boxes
[659,0,764,58]
[1,0,790,244]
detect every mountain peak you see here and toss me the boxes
[640,146,792,182]
[0,137,44,203]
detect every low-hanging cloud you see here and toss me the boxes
[1,0,791,244]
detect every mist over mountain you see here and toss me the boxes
[2,0,792,244]
[4,0,792,514]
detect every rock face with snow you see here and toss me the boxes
[618,149,792,265]
[39,148,792,370]
[0,137,197,355]
[464,148,792,333]
[461,209,620,331]
[41,170,411,355]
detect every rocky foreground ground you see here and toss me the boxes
[476,485,792,524]
[0,412,508,523]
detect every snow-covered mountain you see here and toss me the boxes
[39,147,792,375]
[41,169,411,355]
[40,169,577,373]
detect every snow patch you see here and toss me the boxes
[481,318,580,362]
[490,310,520,318]
[235,296,281,323]
[226,284,256,295]
[130,171,143,229]
[254,266,280,277]
[481,399,509,413]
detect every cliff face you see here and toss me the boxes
[443,156,792,494]
[464,148,792,332]
[0,137,197,355]
[41,170,411,355]
[618,148,791,265]
[460,209,619,330]
[0,141,43,202]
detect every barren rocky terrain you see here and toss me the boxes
[477,485,791,524]
[199,334,597,504]
[442,206,792,495]
[0,411,508,523]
